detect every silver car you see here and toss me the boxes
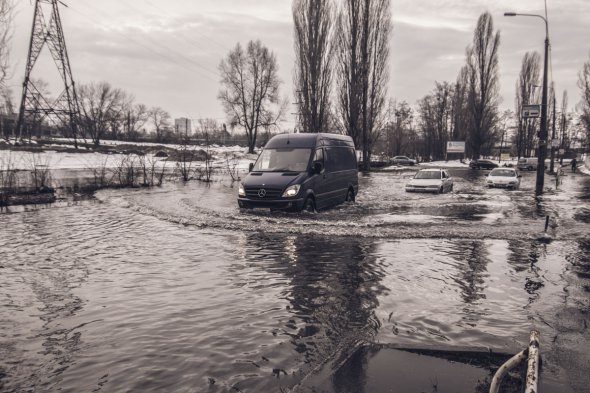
[486,168,521,189]
[392,156,417,166]
[405,169,453,194]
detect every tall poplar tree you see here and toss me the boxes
[465,12,501,158]
[293,0,334,133]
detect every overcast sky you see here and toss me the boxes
[9,0,590,130]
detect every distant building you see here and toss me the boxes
[174,118,193,136]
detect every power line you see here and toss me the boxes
[104,0,229,73]
[77,1,220,78]
[138,0,228,52]
[65,1,220,82]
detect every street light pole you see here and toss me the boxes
[550,93,556,173]
[504,12,549,196]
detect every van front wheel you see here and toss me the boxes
[302,197,316,213]
[346,188,355,202]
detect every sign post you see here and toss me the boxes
[446,141,466,163]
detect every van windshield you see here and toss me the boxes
[253,148,312,172]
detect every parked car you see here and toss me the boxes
[469,159,498,170]
[238,133,358,212]
[392,156,417,166]
[370,154,390,168]
[517,157,547,171]
[486,168,521,189]
[405,169,453,194]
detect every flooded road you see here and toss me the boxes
[1,168,589,392]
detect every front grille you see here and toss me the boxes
[245,187,283,199]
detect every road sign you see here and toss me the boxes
[446,141,465,153]
[522,104,541,118]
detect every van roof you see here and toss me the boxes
[265,133,355,149]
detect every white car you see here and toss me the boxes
[405,169,453,194]
[486,168,521,189]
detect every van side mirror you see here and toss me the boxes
[248,163,254,172]
[312,161,323,174]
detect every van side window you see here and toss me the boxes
[344,147,357,170]
[325,147,341,171]
[326,147,357,171]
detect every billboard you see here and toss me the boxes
[446,141,465,153]
[522,104,541,118]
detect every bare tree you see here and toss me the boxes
[335,1,362,147]
[0,0,12,142]
[0,0,12,91]
[293,0,334,133]
[514,51,541,158]
[218,40,285,154]
[108,91,133,140]
[195,118,219,140]
[382,100,414,157]
[149,106,171,143]
[579,53,590,147]
[417,82,454,160]
[451,66,470,142]
[1,88,14,140]
[465,12,501,159]
[78,81,125,146]
[336,0,391,170]
[559,90,570,156]
[125,103,149,141]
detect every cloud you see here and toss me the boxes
[9,0,590,125]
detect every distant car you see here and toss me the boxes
[469,159,498,170]
[517,157,547,171]
[405,169,453,194]
[392,156,417,166]
[486,168,521,189]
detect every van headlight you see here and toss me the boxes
[282,184,300,198]
[238,183,246,197]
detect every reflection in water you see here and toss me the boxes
[235,233,387,371]
[446,241,490,305]
[506,240,547,302]
[446,241,491,328]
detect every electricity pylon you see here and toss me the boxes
[15,0,81,147]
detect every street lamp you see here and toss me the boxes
[504,11,549,196]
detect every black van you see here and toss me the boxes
[238,133,358,212]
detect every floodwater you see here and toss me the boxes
[1,168,589,392]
